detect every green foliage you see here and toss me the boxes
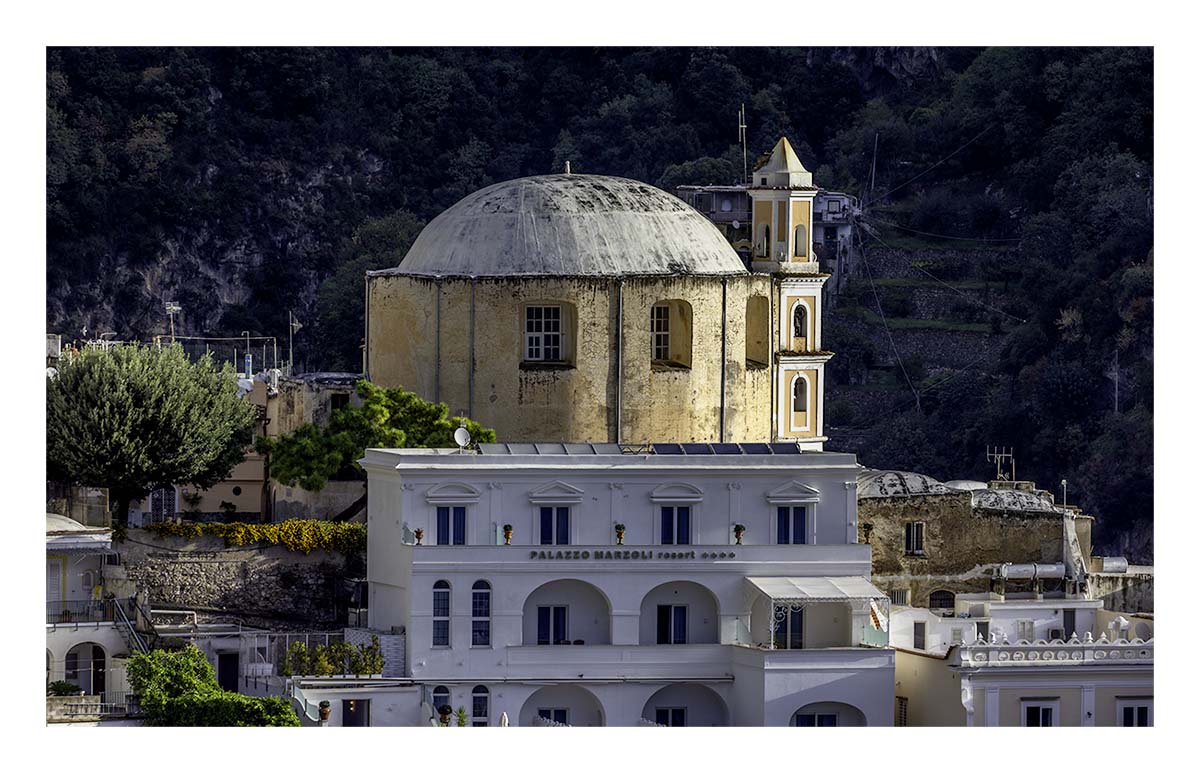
[279,636,384,677]
[46,343,257,525]
[143,519,366,554]
[259,380,495,492]
[47,680,83,696]
[126,645,300,726]
[456,706,469,727]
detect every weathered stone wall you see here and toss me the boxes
[366,273,776,443]
[116,531,359,626]
[860,492,1066,606]
[1093,570,1154,614]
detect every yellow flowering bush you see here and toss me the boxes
[144,519,366,554]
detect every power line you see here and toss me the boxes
[867,216,1022,243]
[858,223,1027,324]
[864,122,997,209]
[856,225,923,414]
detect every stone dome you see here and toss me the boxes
[857,469,952,498]
[971,488,1057,513]
[385,174,748,278]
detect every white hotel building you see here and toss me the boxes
[352,441,895,727]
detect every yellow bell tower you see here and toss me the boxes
[749,137,832,450]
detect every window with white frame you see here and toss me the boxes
[655,707,687,726]
[539,506,570,545]
[432,580,451,647]
[660,505,691,545]
[657,605,688,644]
[827,199,842,214]
[792,302,809,342]
[1016,619,1035,642]
[538,707,569,724]
[794,712,837,727]
[436,505,466,545]
[525,305,563,362]
[471,685,490,726]
[651,304,671,361]
[904,521,925,555]
[1021,700,1058,727]
[1117,699,1152,727]
[471,580,491,646]
[776,505,808,544]
[537,605,568,645]
[432,685,450,712]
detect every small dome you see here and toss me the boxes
[971,488,1057,513]
[857,469,951,498]
[382,174,748,278]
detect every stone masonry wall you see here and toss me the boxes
[116,530,359,627]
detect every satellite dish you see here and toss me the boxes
[453,426,471,451]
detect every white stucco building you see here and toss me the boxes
[325,442,895,727]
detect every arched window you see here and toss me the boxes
[929,590,955,610]
[756,224,771,258]
[472,685,490,726]
[471,580,492,647]
[793,224,808,257]
[432,581,451,647]
[790,374,810,432]
[745,296,769,367]
[792,303,809,347]
[432,685,451,713]
[650,300,693,369]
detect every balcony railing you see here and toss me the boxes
[46,598,136,625]
[956,635,1154,667]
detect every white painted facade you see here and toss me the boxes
[344,444,895,727]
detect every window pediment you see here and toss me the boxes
[765,480,821,504]
[528,480,585,505]
[425,482,482,504]
[650,482,704,504]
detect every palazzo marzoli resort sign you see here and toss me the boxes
[529,549,737,561]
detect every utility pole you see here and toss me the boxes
[868,131,879,200]
[289,311,303,377]
[164,301,181,343]
[738,103,748,185]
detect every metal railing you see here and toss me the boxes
[113,597,149,654]
[46,598,137,625]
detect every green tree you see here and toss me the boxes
[258,380,495,493]
[127,645,299,727]
[47,344,257,526]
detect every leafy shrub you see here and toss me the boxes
[144,519,366,554]
[279,636,384,677]
[47,680,83,696]
[127,645,299,727]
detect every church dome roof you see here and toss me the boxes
[857,469,952,498]
[382,174,748,278]
[971,488,1058,513]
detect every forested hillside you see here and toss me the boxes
[46,47,1153,557]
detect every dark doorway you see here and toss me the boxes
[343,699,370,727]
[217,652,240,693]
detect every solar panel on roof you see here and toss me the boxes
[652,443,683,455]
[506,443,539,454]
[563,443,596,455]
[534,443,567,454]
[477,443,507,454]
[769,442,802,454]
[711,443,744,455]
[740,443,771,454]
[681,443,714,454]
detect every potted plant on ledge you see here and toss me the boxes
[503,524,513,545]
[413,528,424,546]
[318,700,331,721]
[615,523,626,545]
[733,524,746,545]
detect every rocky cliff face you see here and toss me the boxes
[806,47,947,93]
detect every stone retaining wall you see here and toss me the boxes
[114,531,359,626]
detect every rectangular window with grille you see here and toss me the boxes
[895,696,908,726]
[889,589,910,606]
[525,306,562,362]
[652,305,671,361]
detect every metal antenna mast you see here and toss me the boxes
[738,103,748,184]
[986,446,1016,482]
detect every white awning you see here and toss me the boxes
[746,576,888,603]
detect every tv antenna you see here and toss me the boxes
[453,416,471,454]
[738,103,748,184]
[986,446,1016,482]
